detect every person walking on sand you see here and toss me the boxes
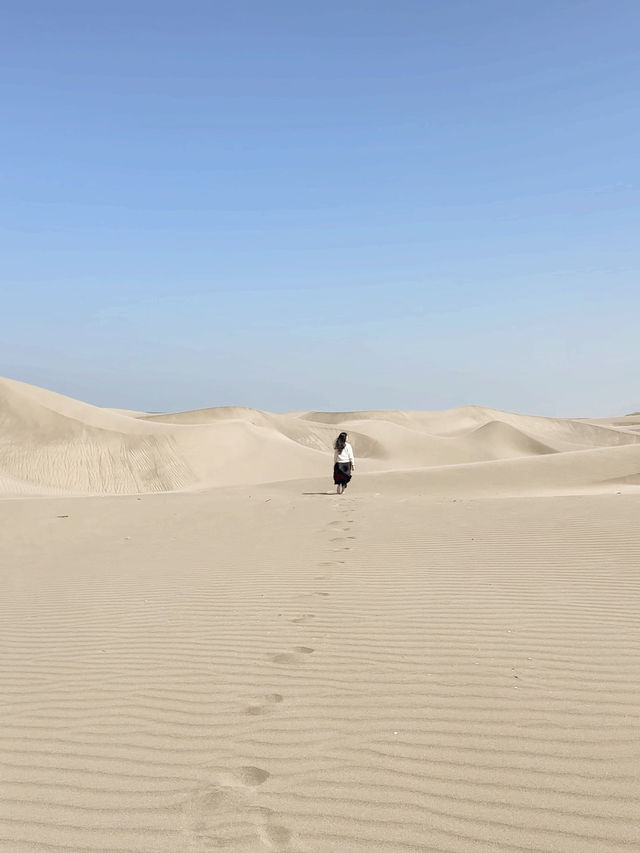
[333,432,355,494]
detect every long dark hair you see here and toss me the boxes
[334,432,347,452]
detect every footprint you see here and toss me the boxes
[290,613,314,624]
[271,653,301,665]
[294,591,329,602]
[183,765,268,824]
[217,766,271,788]
[184,785,230,816]
[317,560,343,567]
[330,537,347,543]
[259,820,293,849]
[241,766,270,786]
[245,693,284,716]
[270,647,314,665]
[182,765,274,849]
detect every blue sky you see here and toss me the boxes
[2,0,638,415]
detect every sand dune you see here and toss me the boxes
[582,414,640,434]
[0,378,324,495]
[2,376,640,852]
[138,405,268,424]
[2,377,639,497]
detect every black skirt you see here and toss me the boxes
[333,462,352,485]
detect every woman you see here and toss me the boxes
[333,431,355,494]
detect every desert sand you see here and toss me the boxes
[1,376,640,852]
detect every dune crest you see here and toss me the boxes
[1,376,639,497]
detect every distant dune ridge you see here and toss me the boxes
[1,375,639,497]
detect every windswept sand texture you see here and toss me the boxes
[1,378,640,852]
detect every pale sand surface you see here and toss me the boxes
[2,378,640,852]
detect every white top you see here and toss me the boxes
[334,441,355,466]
